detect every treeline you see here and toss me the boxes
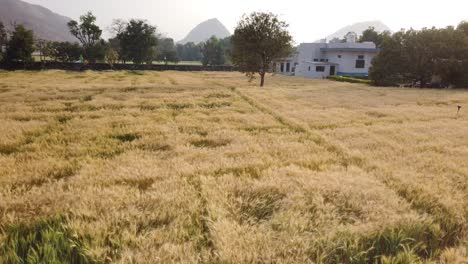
[365,22,468,88]
[0,12,230,66]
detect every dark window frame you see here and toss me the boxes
[355,60,365,68]
[316,66,325,72]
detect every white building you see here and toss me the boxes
[275,32,379,78]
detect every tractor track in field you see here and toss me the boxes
[228,85,465,248]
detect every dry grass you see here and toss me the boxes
[0,70,467,263]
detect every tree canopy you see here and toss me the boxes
[176,42,202,62]
[230,12,293,86]
[201,36,225,66]
[68,12,102,47]
[118,19,158,64]
[156,38,178,64]
[5,24,35,63]
[0,22,7,61]
[370,24,468,88]
[359,27,389,47]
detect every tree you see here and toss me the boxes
[68,12,102,62]
[369,31,406,86]
[156,38,178,64]
[108,19,127,63]
[176,42,202,61]
[68,12,102,47]
[108,19,127,36]
[5,24,35,63]
[118,19,158,64]
[0,22,7,61]
[48,42,83,62]
[230,12,293,87]
[201,36,225,66]
[106,48,118,68]
[370,22,468,88]
[359,27,389,47]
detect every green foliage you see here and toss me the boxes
[83,40,108,63]
[68,12,102,47]
[156,38,178,64]
[0,216,96,264]
[118,19,158,64]
[231,12,294,86]
[176,42,202,61]
[359,27,390,47]
[327,75,371,84]
[5,24,35,63]
[105,48,118,67]
[68,12,104,63]
[48,42,83,63]
[310,221,445,263]
[0,21,7,61]
[200,36,225,66]
[370,23,468,88]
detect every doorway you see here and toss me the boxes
[330,66,336,75]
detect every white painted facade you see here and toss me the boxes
[274,32,379,79]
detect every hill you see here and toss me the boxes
[324,20,391,42]
[0,0,75,42]
[178,18,230,44]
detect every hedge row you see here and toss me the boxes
[327,75,372,84]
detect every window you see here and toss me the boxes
[308,66,311,71]
[286,63,290,72]
[320,59,325,62]
[358,55,364,59]
[313,58,319,62]
[280,63,284,72]
[316,66,325,72]
[338,55,342,58]
[325,59,329,62]
[355,60,365,68]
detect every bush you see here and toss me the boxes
[327,75,372,84]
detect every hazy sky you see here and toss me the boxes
[24,0,468,43]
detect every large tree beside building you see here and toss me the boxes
[118,20,158,64]
[5,24,35,63]
[370,23,468,88]
[359,27,389,47]
[230,12,293,87]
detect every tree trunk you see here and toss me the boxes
[260,72,265,87]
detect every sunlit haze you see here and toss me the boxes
[19,0,468,43]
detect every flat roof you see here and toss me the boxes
[302,61,339,66]
[321,48,380,53]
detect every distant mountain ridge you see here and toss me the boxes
[323,21,392,42]
[178,18,230,44]
[0,0,76,42]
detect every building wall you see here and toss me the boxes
[296,63,332,79]
[326,50,376,76]
[297,43,327,62]
[274,41,378,78]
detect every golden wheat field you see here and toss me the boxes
[0,70,467,263]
